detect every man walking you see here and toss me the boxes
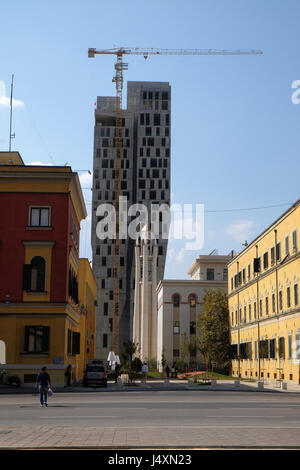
[64,365,72,387]
[141,363,148,382]
[35,366,51,407]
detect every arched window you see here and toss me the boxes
[173,294,180,307]
[189,294,197,307]
[30,256,46,292]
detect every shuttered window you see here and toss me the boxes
[72,332,80,355]
[22,257,46,292]
[24,326,50,353]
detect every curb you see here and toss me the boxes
[0,383,297,394]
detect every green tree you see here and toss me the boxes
[197,289,230,368]
[121,340,139,383]
[180,332,199,369]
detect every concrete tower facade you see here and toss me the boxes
[91,81,171,359]
[133,227,158,363]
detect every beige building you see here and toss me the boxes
[156,252,233,370]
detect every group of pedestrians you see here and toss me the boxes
[35,365,72,407]
[165,363,178,379]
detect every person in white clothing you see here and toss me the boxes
[141,363,148,382]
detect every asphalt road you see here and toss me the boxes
[1,390,300,448]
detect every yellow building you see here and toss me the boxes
[77,259,98,379]
[0,152,97,387]
[228,199,300,384]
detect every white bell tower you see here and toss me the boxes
[133,226,158,363]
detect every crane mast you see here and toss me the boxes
[88,46,262,358]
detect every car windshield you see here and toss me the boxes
[86,366,104,372]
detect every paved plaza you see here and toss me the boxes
[1,382,300,449]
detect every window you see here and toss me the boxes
[265,296,269,315]
[173,294,180,307]
[30,207,50,227]
[292,230,297,252]
[276,242,281,262]
[271,247,275,265]
[288,334,293,359]
[295,284,299,306]
[190,321,196,334]
[242,268,246,283]
[24,326,49,353]
[23,256,46,292]
[72,331,80,355]
[259,340,268,359]
[207,268,214,280]
[285,236,289,256]
[103,334,108,348]
[272,293,276,313]
[269,339,276,359]
[248,264,251,280]
[189,294,196,307]
[263,252,268,270]
[173,349,180,358]
[145,127,152,136]
[279,290,283,310]
[104,302,108,316]
[287,286,291,308]
[259,299,263,316]
[154,114,160,126]
[249,303,252,321]
[68,267,79,304]
[173,321,180,334]
[254,301,257,319]
[296,333,300,360]
[253,257,261,273]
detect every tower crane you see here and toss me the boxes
[88,46,263,357]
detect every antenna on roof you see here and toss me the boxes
[9,74,15,152]
[208,249,218,256]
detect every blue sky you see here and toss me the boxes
[1,0,300,279]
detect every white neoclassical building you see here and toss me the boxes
[133,247,235,370]
[156,252,235,370]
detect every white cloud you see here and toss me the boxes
[175,248,185,264]
[167,248,175,259]
[79,171,92,187]
[226,219,254,243]
[0,80,25,108]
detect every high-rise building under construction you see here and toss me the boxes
[91,81,171,359]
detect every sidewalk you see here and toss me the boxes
[1,378,300,394]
